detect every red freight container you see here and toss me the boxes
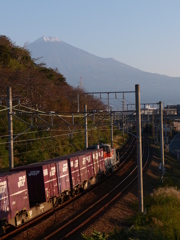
[98,148,106,173]
[46,154,81,190]
[56,159,70,194]
[91,150,100,175]
[43,162,58,201]
[50,152,89,190]
[0,171,29,222]
[76,150,94,180]
[12,162,58,204]
[70,156,81,187]
[0,175,9,221]
[78,154,88,182]
[85,151,94,179]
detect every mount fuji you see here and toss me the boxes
[27,36,180,106]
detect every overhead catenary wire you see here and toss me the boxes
[0,99,134,160]
[0,125,116,159]
[0,127,116,162]
[0,109,132,145]
[0,124,112,145]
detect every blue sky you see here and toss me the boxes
[1,0,180,77]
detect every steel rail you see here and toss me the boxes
[43,136,149,240]
[1,136,136,239]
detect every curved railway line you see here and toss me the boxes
[1,135,149,240]
[43,136,149,240]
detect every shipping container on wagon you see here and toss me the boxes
[0,171,29,222]
[84,151,94,180]
[69,155,81,187]
[55,159,71,194]
[49,151,90,190]
[11,162,58,204]
[78,149,101,177]
[73,150,95,181]
[98,148,106,173]
[91,149,100,175]
[46,154,81,192]
[78,154,88,183]
[57,153,87,185]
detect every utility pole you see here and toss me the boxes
[72,113,74,125]
[135,84,143,213]
[77,94,79,112]
[7,87,14,169]
[107,93,109,112]
[152,110,155,139]
[84,105,88,150]
[159,101,164,174]
[111,111,113,148]
[122,93,125,143]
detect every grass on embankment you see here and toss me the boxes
[82,143,180,240]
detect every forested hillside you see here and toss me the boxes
[0,36,105,112]
[0,36,114,169]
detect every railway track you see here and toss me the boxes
[1,135,139,240]
[42,135,149,240]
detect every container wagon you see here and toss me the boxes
[0,171,29,234]
[0,143,117,235]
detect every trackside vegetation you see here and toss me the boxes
[0,36,127,170]
[82,143,180,240]
[2,36,180,240]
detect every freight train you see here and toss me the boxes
[0,143,119,235]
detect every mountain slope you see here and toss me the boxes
[27,37,180,104]
[0,36,105,112]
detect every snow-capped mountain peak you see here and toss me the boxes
[27,37,180,104]
[43,36,62,42]
[34,36,63,43]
